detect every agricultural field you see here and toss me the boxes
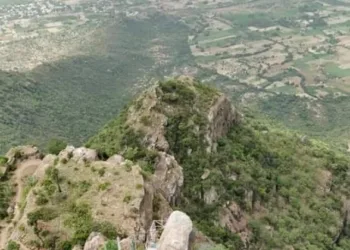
[3,0,350,152]
[170,0,350,150]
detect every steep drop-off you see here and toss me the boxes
[2,79,350,250]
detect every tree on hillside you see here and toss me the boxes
[51,168,62,193]
[46,167,62,193]
[6,241,20,250]
[47,138,67,155]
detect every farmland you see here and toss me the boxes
[171,0,350,149]
[2,0,350,151]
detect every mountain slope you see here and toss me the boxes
[0,12,192,154]
[88,78,350,249]
[2,79,350,250]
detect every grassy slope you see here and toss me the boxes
[0,13,192,153]
[88,80,350,249]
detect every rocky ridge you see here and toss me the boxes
[1,78,236,249]
[2,79,347,249]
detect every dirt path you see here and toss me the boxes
[198,35,237,45]
[0,159,41,250]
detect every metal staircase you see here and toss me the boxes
[145,220,165,250]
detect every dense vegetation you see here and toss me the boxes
[258,93,350,150]
[0,13,192,154]
[89,80,350,249]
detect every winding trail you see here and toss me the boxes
[0,159,41,250]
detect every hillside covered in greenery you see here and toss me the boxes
[0,13,192,154]
[88,79,350,250]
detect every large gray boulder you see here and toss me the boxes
[83,232,106,250]
[157,211,193,250]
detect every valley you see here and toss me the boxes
[2,0,350,152]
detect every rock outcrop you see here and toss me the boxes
[126,87,169,152]
[158,211,193,250]
[4,147,146,248]
[219,201,250,244]
[154,152,183,205]
[83,232,106,250]
[206,95,237,152]
[203,186,218,205]
[6,145,42,163]
[59,146,98,163]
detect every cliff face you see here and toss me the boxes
[206,95,238,152]
[85,77,239,245]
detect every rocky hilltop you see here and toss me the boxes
[2,78,350,249]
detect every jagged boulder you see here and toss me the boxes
[83,232,106,250]
[219,201,250,244]
[154,152,183,205]
[157,211,193,250]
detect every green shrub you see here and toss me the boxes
[61,158,68,164]
[47,138,67,155]
[140,115,152,126]
[27,207,58,226]
[123,194,132,203]
[35,193,49,206]
[56,240,73,250]
[6,240,20,250]
[64,202,93,245]
[0,183,13,219]
[104,240,118,250]
[0,156,8,165]
[98,182,111,191]
[78,181,91,194]
[98,168,106,177]
[93,221,117,239]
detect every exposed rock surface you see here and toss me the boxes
[154,152,183,205]
[158,211,193,250]
[83,232,106,250]
[59,146,98,163]
[6,145,41,163]
[120,237,133,250]
[206,95,237,152]
[203,186,218,205]
[107,154,124,164]
[219,201,250,244]
[127,87,169,152]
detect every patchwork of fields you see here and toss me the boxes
[186,0,350,100]
[166,0,350,149]
[2,0,350,151]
